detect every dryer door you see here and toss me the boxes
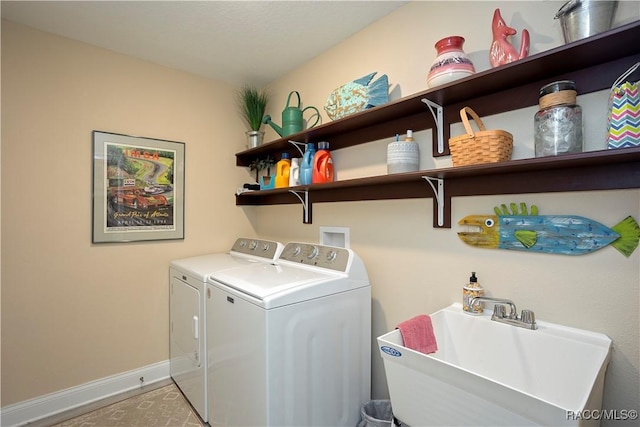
[170,276,201,372]
[170,274,207,422]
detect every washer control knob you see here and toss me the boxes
[292,245,301,256]
[326,250,337,262]
[262,243,270,252]
[249,240,258,250]
[307,246,319,259]
[239,240,247,248]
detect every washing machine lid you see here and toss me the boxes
[208,262,367,308]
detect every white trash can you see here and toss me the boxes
[357,400,393,427]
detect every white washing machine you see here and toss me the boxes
[206,242,371,427]
[169,238,283,423]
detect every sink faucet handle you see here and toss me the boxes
[492,304,507,319]
[521,309,536,326]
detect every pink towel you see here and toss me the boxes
[397,314,438,354]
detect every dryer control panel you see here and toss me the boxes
[230,238,283,260]
[279,242,350,272]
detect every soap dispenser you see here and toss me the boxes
[463,272,484,314]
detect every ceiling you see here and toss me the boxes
[1,0,407,87]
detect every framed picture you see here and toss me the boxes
[92,131,185,243]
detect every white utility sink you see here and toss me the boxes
[378,303,612,426]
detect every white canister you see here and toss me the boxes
[387,130,419,174]
[289,158,301,186]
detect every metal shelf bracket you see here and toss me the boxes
[289,190,312,224]
[288,140,307,157]
[421,99,444,154]
[422,176,445,227]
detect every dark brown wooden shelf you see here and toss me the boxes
[236,148,640,227]
[235,22,640,227]
[236,21,640,166]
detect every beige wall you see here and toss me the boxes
[259,1,640,424]
[1,1,639,425]
[1,20,256,405]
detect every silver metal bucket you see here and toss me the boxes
[555,0,618,43]
[245,130,264,149]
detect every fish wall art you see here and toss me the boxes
[458,203,640,257]
[324,72,389,120]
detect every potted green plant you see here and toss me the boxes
[236,85,269,148]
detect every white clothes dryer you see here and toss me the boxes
[206,242,371,427]
[169,238,283,423]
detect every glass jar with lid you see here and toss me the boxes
[534,80,583,157]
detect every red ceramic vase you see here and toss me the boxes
[427,36,476,88]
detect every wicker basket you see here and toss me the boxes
[449,107,513,166]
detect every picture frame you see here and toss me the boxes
[92,130,185,243]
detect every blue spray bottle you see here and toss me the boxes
[300,143,315,185]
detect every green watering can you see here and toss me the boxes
[262,91,320,137]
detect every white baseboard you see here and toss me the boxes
[1,360,170,427]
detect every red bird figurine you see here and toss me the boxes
[490,8,530,67]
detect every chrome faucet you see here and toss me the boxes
[469,296,538,330]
